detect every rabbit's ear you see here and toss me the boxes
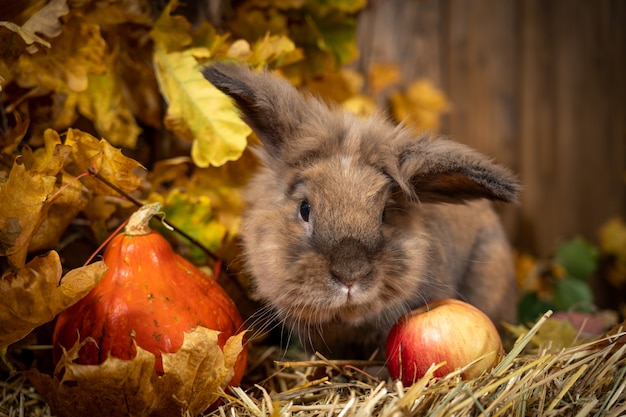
[202,62,308,158]
[392,138,520,204]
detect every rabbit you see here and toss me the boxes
[202,62,520,359]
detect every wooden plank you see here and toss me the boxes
[518,0,558,254]
[441,0,518,167]
[354,0,442,89]
[354,0,626,256]
[439,0,519,238]
[518,0,626,255]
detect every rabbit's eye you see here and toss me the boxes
[299,200,311,222]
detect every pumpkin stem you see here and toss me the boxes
[125,202,162,236]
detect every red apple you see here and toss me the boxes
[385,299,503,385]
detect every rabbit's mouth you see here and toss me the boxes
[293,291,382,327]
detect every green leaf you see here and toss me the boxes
[553,237,599,280]
[312,0,367,13]
[158,189,227,264]
[153,46,252,167]
[552,277,594,312]
[517,292,555,325]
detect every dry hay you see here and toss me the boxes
[2,312,625,417]
[208,312,626,417]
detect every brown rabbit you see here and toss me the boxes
[202,63,520,359]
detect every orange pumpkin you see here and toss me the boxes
[53,203,247,385]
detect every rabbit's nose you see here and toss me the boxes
[329,238,373,287]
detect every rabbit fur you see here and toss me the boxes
[202,62,520,359]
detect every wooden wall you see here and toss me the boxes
[355,0,626,256]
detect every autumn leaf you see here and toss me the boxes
[0,112,29,154]
[62,128,144,196]
[152,46,252,167]
[113,27,163,129]
[21,128,73,176]
[76,68,142,149]
[305,70,360,103]
[0,21,50,51]
[599,217,626,288]
[390,79,450,133]
[191,21,234,56]
[322,0,368,14]
[21,0,69,53]
[0,0,68,56]
[248,33,302,68]
[0,159,57,268]
[0,251,106,349]
[226,5,289,43]
[16,15,106,94]
[157,188,227,263]
[368,62,401,93]
[0,129,96,266]
[25,327,246,417]
[150,0,193,53]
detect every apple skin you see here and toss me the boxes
[385,299,503,385]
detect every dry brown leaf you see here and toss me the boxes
[16,15,106,93]
[63,128,144,196]
[0,252,106,349]
[25,327,246,417]
[21,128,72,175]
[21,0,69,53]
[27,174,89,252]
[0,112,30,154]
[0,159,57,268]
[18,130,89,253]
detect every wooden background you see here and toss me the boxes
[354,0,626,257]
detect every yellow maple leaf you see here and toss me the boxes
[0,251,106,349]
[62,128,144,195]
[26,328,246,417]
[19,130,90,252]
[248,33,302,68]
[0,159,57,268]
[150,0,192,53]
[76,70,142,149]
[390,79,449,133]
[153,46,252,167]
[16,15,106,93]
